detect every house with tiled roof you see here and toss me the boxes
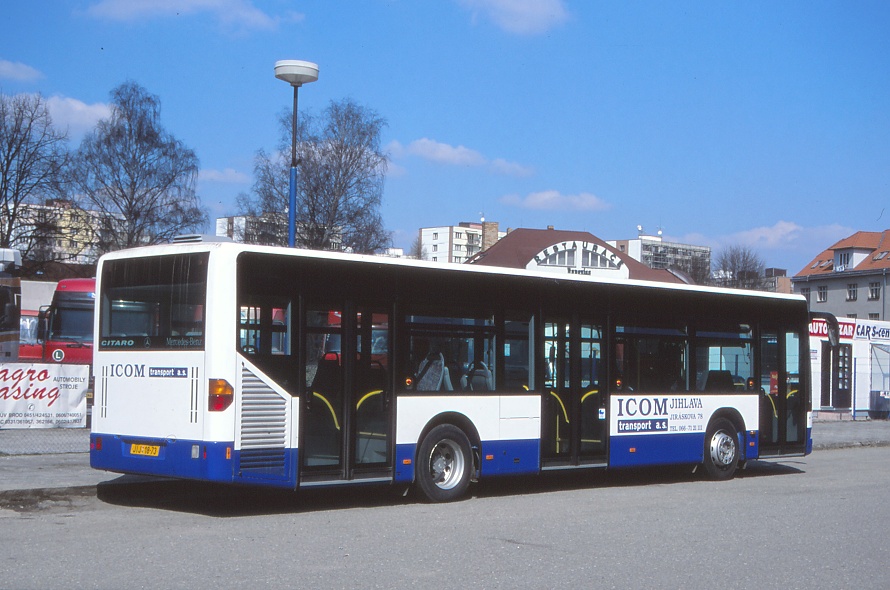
[466,227,685,284]
[792,230,890,320]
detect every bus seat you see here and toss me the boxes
[442,365,454,391]
[461,362,493,391]
[704,370,735,392]
[416,353,445,391]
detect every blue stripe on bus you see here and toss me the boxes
[746,430,759,460]
[394,443,415,483]
[480,439,540,476]
[231,448,298,488]
[609,433,705,468]
[395,438,540,483]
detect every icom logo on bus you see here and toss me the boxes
[105,364,146,378]
[614,396,669,433]
[613,396,706,435]
[103,364,189,378]
[615,396,668,417]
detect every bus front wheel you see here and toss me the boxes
[702,418,739,481]
[416,424,473,502]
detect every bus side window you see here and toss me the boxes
[403,313,497,393]
[693,325,753,393]
[614,324,687,392]
[504,316,532,390]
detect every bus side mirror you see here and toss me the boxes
[810,311,840,349]
[0,302,14,327]
[37,307,49,343]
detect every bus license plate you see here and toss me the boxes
[130,444,160,457]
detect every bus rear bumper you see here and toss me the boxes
[90,433,236,483]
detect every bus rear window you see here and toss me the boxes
[99,253,209,350]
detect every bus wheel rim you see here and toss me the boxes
[709,431,736,467]
[429,439,464,490]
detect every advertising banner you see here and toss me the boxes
[0,363,89,428]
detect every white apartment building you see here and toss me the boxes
[609,227,711,284]
[419,221,504,263]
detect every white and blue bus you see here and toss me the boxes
[0,248,22,361]
[90,237,813,502]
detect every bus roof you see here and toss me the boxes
[97,240,806,305]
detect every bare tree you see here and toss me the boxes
[242,98,391,253]
[70,82,206,253]
[0,92,70,262]
[713,244,766,290]
[678,255,712,286]
[409,233,425,260]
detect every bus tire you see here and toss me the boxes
[702,418,739,481]
[416,424,473,502]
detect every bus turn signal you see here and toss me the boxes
[208,379,234,412]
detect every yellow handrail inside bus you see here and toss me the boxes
[356,390,383,411]
[549,391,569,423]
[312,392,340,430]
[581,389,599,404]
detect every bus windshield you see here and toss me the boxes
[99,252,209,350]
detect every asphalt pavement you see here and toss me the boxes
[1,419,889,495]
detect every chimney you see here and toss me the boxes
[481,221,499,251]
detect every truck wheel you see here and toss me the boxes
[703,418,739,481]
[416,424,473,502]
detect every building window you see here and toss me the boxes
[869,282,881,301]
[800,287,810,303]
[432,232,438,240]
[455,232,463,239]
[816,286,827,303]
[432,245,438,252]
[838,252,851,269]
[847,284,858,301]
[847,314,857,319]
[869,313,880,320]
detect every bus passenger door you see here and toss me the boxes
[759,328,807,455]
[541,317,606,467]
[351,308,392,475]
[301,306,392,482]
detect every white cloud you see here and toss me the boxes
[0,59,42,82]
[388,138,532,177]
[45,95,111,138]
[669,221,856,272]
[405,138,486,166]
[199,167,250,184]
[501,190,611,212]
[457,0,569,35]
[731,220,804,249]
[85,0,297,34]
[490,157,534,177]
[386,160,408,178]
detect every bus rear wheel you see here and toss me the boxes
[702,418,739,481]
[416,424,473,502]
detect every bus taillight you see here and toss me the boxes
[208,379,234,412]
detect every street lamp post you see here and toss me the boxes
[274,60,318,248]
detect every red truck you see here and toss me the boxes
[39,278,96,364]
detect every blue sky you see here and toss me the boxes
[3,1,889,273]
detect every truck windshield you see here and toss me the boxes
[49,304,94,342]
